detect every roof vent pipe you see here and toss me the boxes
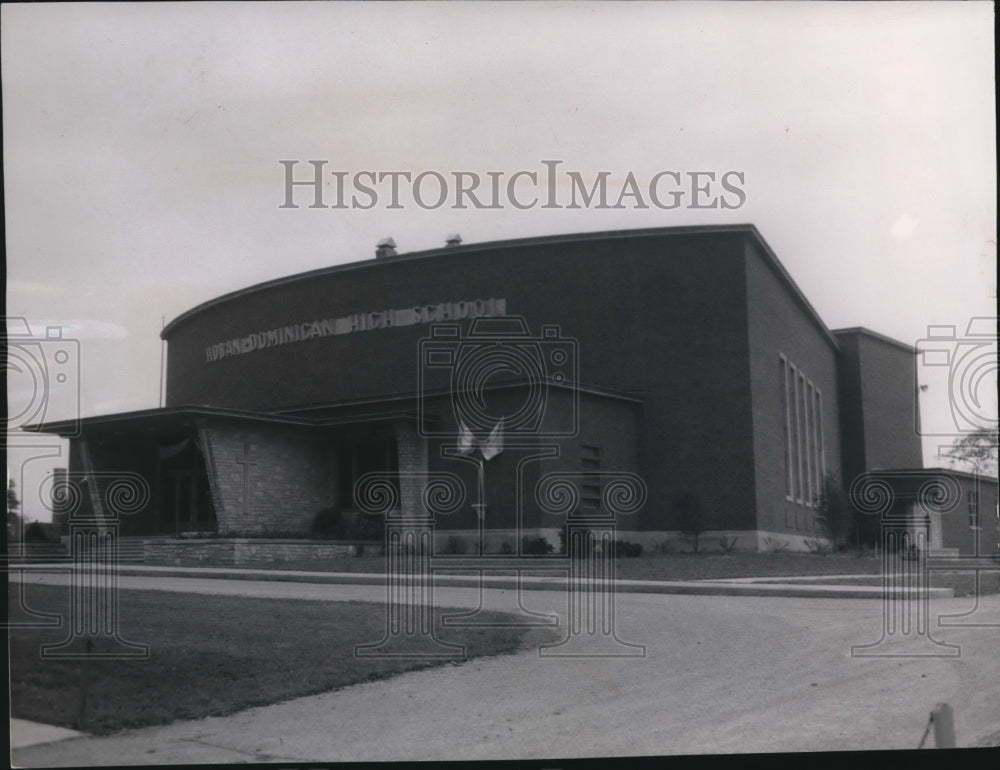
[375,237,397,258]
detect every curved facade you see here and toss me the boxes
[164,226,769,413]
[30,224,962,555]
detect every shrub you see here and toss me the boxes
[804,538,833,555]
[522,536,554,555]
[24,522,52,543]
[817,473,854,548]
[443,535,467,555]
[311,508,382,541]
[613,540,643,558]
[312,507,341,539]
[900,543,922,561]
[673,491,711,553]
[717,536,738,555]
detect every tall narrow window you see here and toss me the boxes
[794,368,804,504]
[812,387,825,502]
[780,356,794,500]
[779,354,825,508]
[581,444,602,508]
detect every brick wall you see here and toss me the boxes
[936,473,999,556]
[143,538,359,566]
[395,420,427,518]
[835,330,923,483]
[201,421,331,535]
[745,240,843,540]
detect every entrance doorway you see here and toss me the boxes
[336,438,399,511]
[158,438,216,534]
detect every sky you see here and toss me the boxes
[4,1,997,521]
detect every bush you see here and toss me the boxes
[24,522,52,543]
[900,543,922,561]
[613,540,643,558]
[311,508,382,541]
[522,536,554,555]
[312,507,340,539]
[443,535,467,555]
[804,538,833,555]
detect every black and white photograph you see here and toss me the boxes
[4,1,998,765]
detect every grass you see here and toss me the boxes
[203,551,999,595]
[762,571,1000,597]
[237,551,889,580]
[7,584,557,735]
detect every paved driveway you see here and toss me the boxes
[10,574,1000,764]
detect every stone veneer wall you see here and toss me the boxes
[142,538,372,566]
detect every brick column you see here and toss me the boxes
[394,421,427,518]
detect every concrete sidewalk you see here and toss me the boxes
[8,567,995,761]
[11,592,1000,763]
[8,561,954,599]
[9,719,84,749]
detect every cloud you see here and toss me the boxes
[890,213,920,239]
[6,317,130,340]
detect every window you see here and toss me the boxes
[337,440,398,510]
[581,444,601,508]
[780,355,826,506]
[968,490,980,529]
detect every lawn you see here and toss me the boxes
[226,551,999,595]
[762,572,1000,597]
[246,551,889,580]
[7,584,557,735]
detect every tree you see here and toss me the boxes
[7,477,19,516]
[816,472,853,548]
[941,426,998,477]
[674,491,710,553]
[7,478,22,543]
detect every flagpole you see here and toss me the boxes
[476,457,486,556]
[458,417,502,556]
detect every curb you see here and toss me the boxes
[9,562,955,599]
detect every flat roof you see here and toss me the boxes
[23,378,643,437]
[161,224,839,349]
[21,406,316,437]
[832,327,916,354]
